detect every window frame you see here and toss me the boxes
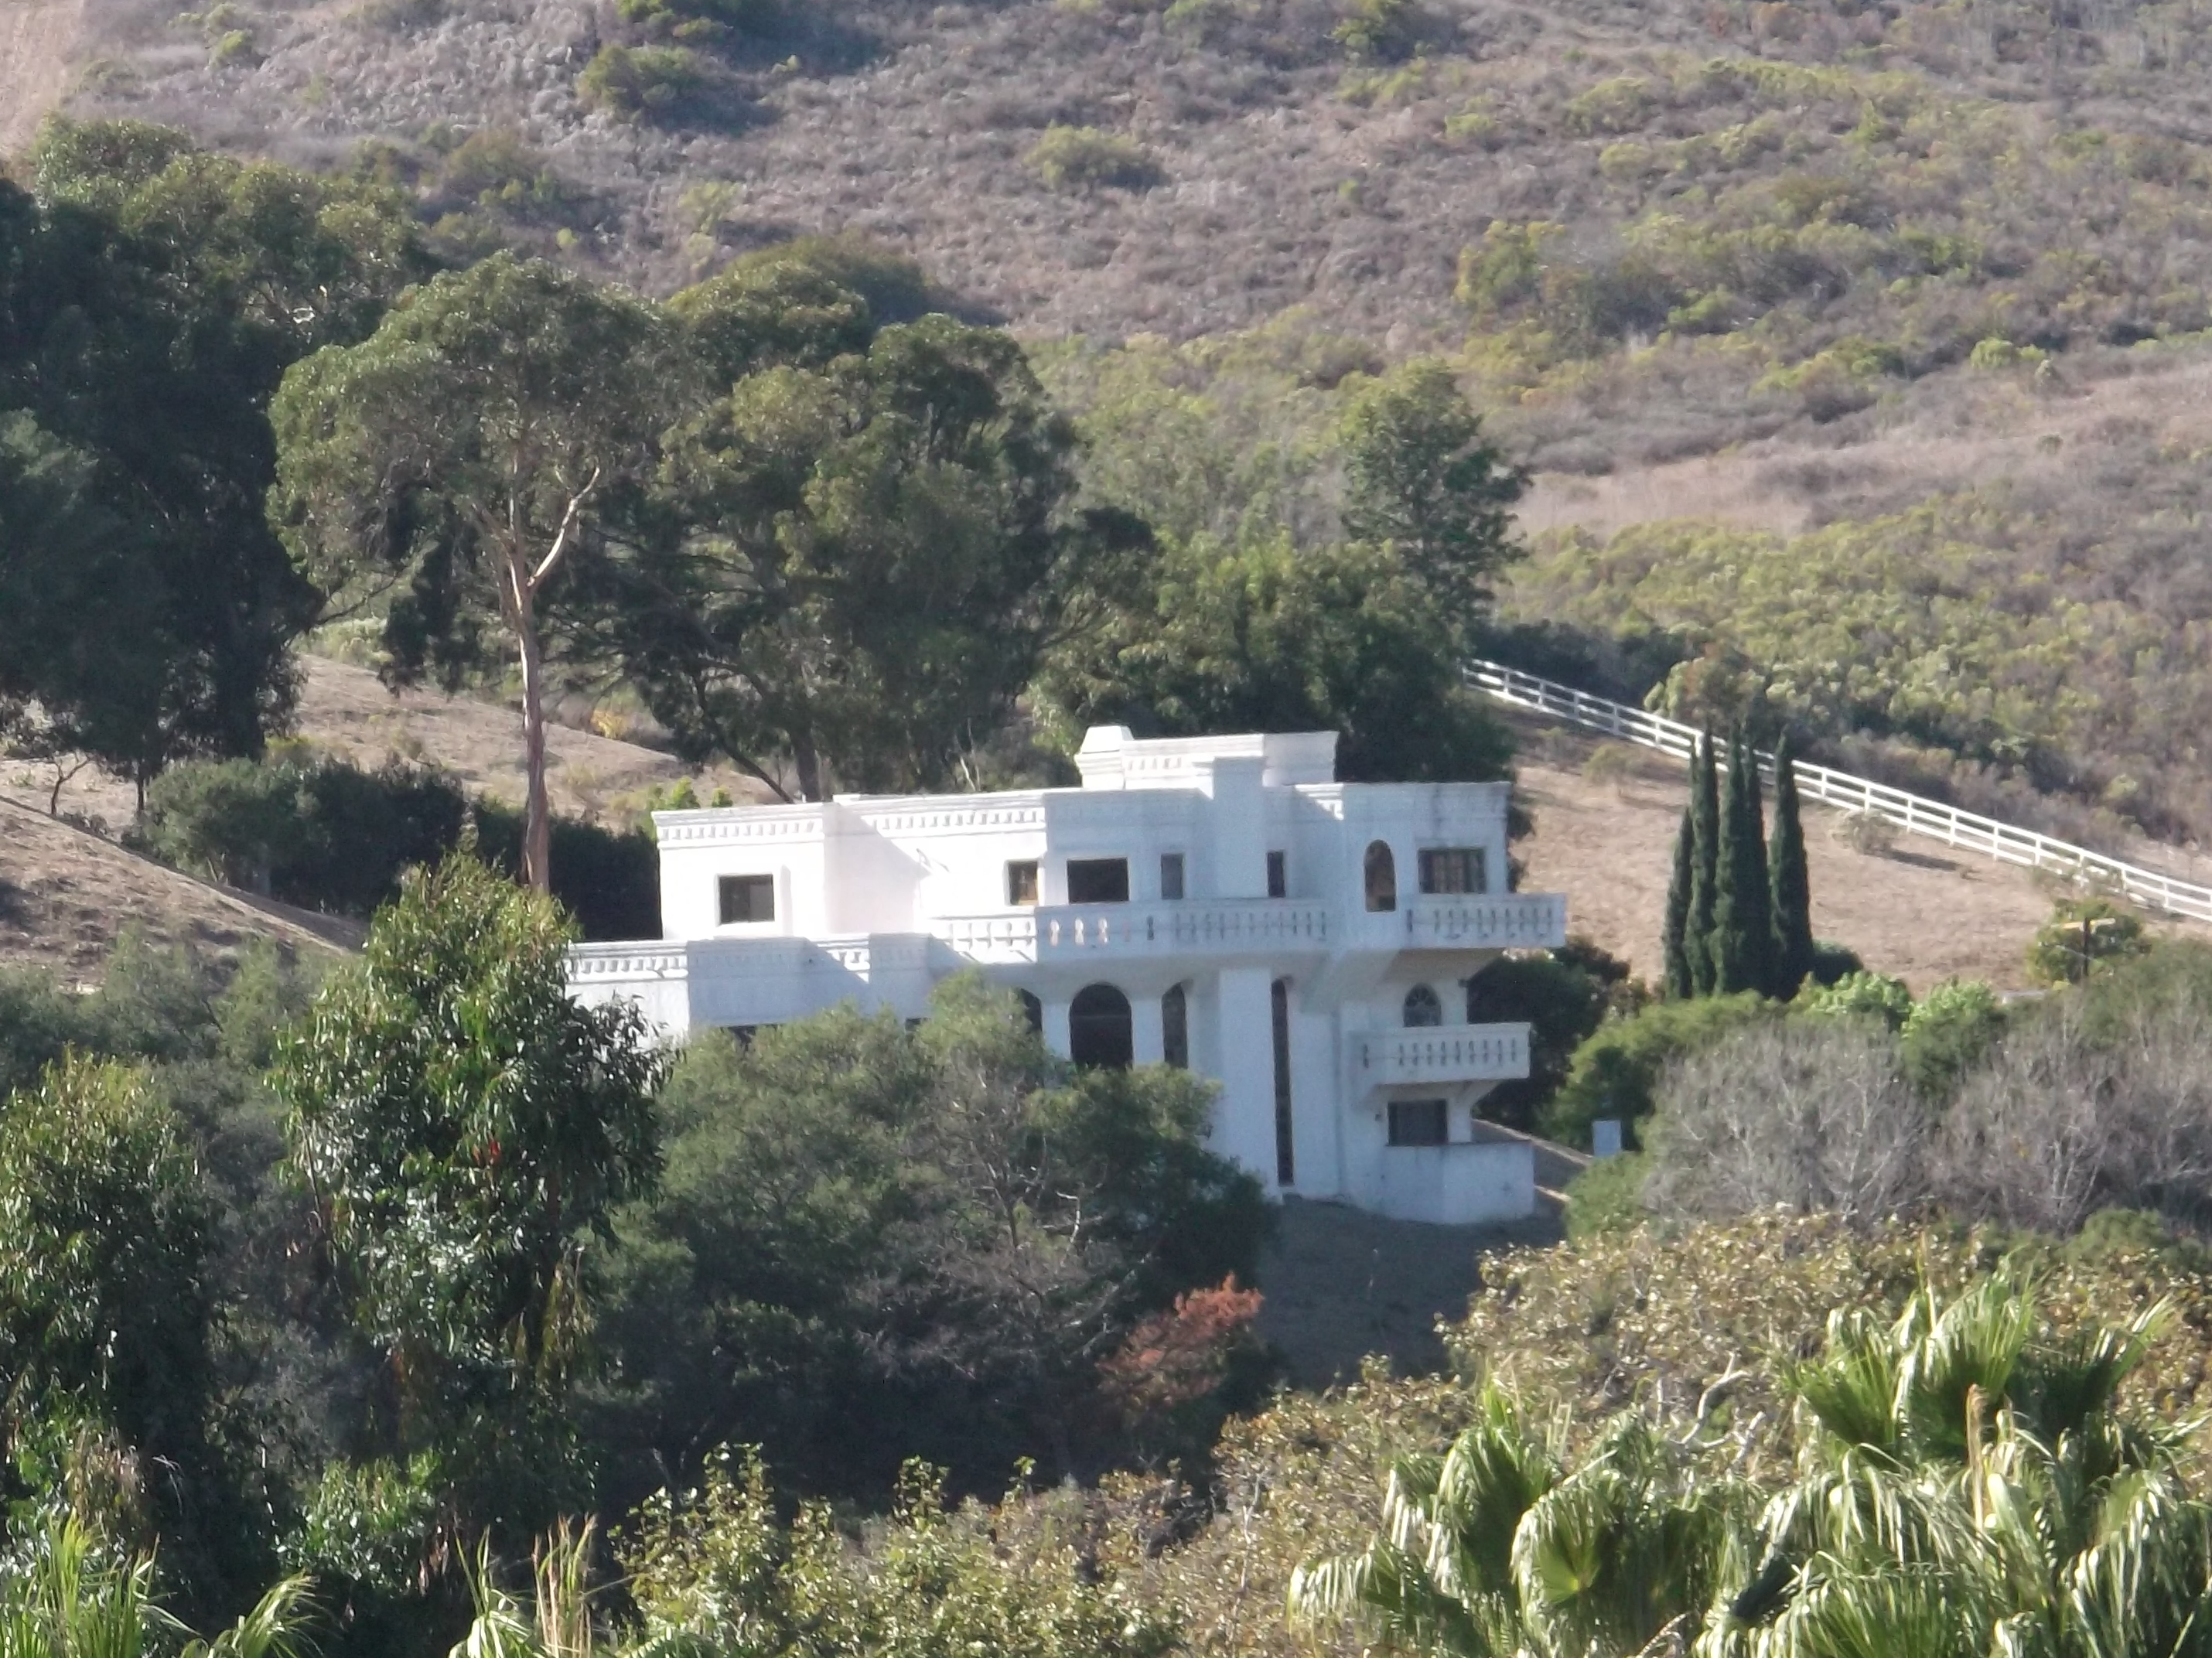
[717,873,777,926]
[1066,857,1132,905]
[1387,1098,1450,1148]
[1417,847,1488,896]
[1005,859,1040,906]
[1159,851,1186,901]
[1266,850,1288,899]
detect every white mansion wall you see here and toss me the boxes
[568,727,1565,1226]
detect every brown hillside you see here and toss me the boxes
[1504,713,2198,994]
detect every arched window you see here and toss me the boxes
[1069,983,1134,1069]
[1402,984,1443,1027]
[1017,990,1044,1034]
[1161,983,1190,1069]
[1364,841,1397,913]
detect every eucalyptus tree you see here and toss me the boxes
[270,253,665,889]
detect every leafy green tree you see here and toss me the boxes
[594,307,1120,800]
[1463,941,1640,1131]
[1899,978,2005,1099]
[1767,738,1814,997]
[1687,733,1722,994]
[1712,732,1773,995]
[0,1055,217,1499]
[1034,532,1511,783]
[270,252,665,889]
[592,977,1268,1498]
[271,851,664,1533]
[0,123,423,789]
[1661,805,1695,1000]
[1337,358,1524,621]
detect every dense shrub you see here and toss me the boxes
[131,755,657,940]
[577,44,707,121]
[1026,125,1163,192]
[2026,895,2151,985]
[1538,991,1770,1148]
[1463,940,1640,1129]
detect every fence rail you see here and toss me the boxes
[1466,659,2212,926]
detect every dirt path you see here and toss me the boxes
[0,0,82,155]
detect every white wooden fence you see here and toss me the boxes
[1466,659,2212,926]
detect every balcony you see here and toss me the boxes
[930,899,1333,965]
[1350,1022,1530,1088]
[1390,893,1565,950]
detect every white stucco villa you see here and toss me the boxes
[565,725,1567,1226]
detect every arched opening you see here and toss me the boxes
[1017,990,1044,1035]
[1271,978,1295,1186]
[1402,984,1443,1027]
[1364,841,1397,913]
[1161,983,1190,1069]
[1069,983,1134,1069]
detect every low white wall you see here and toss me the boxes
[1368,1141,1534,1226]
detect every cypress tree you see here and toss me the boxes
[1713,732,1773,994]
[1662,805,1696,999]
[1769,735,1815,996]
[1686,732,1721,995]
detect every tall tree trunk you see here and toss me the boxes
[516,571,552,893]
[792,731,822,804]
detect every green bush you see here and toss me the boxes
[1463,940,1640,1130]
[2027,896,2151,985]
[1026,125,1163,192]
[131,755,657,940]
[577,43,705,121]
[1794,968,1913,1029]
[1900,977,2006,1097]
[1562,1150,1648,1239]
[1538,992,1770,1149]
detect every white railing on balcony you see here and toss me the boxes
[567,942,690,981]
[1352,1023,1530,1087]
[1467,658,2212,926]
[1396,893,1567,948]
[930,900,1333,964]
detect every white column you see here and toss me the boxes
[1132,991,1166,1066]
[1212,967,1282,1190]
[1042,998,1072,1060]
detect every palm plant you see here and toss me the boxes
[449,1520,602,1658]
[1712,1274,2212,1658]
[0,1516,312,1658]
[1289,1387,1752,1658]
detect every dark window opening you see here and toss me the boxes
[1070,983,1134,1069]
[1162,983,1190,1069]
[1017,990,1044,1033]
[1388,1099,1449,1147]
[1364,841,1397,912]
[719,874,775,924]
[1067,858,1131,904]
[1418,848,1487,896]
[1266,850,1288,899]
[1402,984,1443,1027]
[1159,852,1186,901]
[1271,977,1295,1186]
[1006,860,1039,906]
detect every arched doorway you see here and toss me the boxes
[1069,983,1134,1069]
[1364,841,1397,912]
[1402,984,1443,1027]
[1161,983,1190,1069]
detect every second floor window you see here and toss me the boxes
[1067,857,1130,903]
[1006,860,1039,905]
[718,874,775,924]
[1159,851,1186,900]
[1266,850,1288,898]
[1418,848,1487,896]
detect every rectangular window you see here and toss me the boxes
[718,874,775,924]
[1388,1099,1449,1147]
[1266,850,1288,899]
[1162,983,1189,1070]
[1005,859,1040,906]
[1418,848,1487,896]
[1066,857,1130,904]
[1271,978,1295,1186]
[1159,851,1186,901]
